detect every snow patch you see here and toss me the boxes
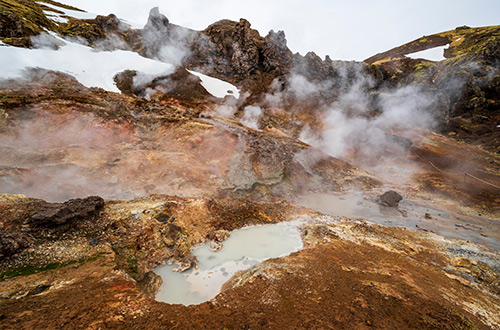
[406,44,449,61]
[0,36,174,93]
[188,70,240,99]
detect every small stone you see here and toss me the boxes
[424,213,432,219]
[89,238,98,246]
[33,284,50,295]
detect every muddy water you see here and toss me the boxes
[299,192,500,251]
[155,221,303,305]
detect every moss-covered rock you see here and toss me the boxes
[0,0,57,46]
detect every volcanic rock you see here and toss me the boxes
[377,190,403,207]
[29,196,105,227]
[114,67,211,101]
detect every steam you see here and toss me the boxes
[212,97,239,118]
[255,60,439,168]
[131,69,175,99]
[141,7,193,67]
[31,32,66,50]
[240,105,262,130]
[300,85,436,162]
[94,34,130,51]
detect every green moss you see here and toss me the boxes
[0,253,106,281]
[414,61,434,72]
[57,18,105,43]
[0,261,72,281]
[0,0,57,38]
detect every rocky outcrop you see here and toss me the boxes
[364,25,500,153]
[113,67,212,101]
[141,7,172,58]
[29,196,104,227]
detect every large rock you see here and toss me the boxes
[113,67,211,101]
[377,190,403,207]
[29,196,105,226]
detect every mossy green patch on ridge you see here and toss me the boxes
[0,0,56,41]
[0,0,93,46]
[365,25,500,64]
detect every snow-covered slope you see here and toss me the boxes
[0,36,174,93]
[406,45,449,61]
[0,35,239,98]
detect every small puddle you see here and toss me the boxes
[154,221,303,305]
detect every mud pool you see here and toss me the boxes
[154,221,304,305]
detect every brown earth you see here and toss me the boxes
[0,196,498,329]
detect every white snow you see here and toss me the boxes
[36,2,98,21]
[0,30,238,98]
[0,37,174,93]
[188,70,240,99]
[406,44,449,61]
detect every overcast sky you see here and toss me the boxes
[62,0,500,60]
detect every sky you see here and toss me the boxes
[61,0,500,60]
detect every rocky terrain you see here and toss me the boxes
[0,1,499,329]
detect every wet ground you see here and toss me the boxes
[298,192,500,251]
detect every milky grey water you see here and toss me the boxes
[154,221,304,305]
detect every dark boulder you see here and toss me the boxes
[29,196,105,227]
[377,191,403,207]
